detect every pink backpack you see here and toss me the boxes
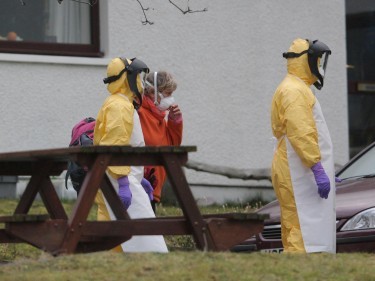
[69,117,96,146]
[66,117,96,194]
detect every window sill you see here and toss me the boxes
[0,53,108,66]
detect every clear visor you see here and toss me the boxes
[318,52,329,78]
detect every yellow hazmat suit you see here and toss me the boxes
[271,39,336,253]
[94,57,138,178]
[94,57,168,253]
[94,57,135,251]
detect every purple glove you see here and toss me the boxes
[311,162,331,199]
[335,177,342,183]
[141,177,154,201]
[118,176,131,210]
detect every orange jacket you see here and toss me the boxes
[138,96,183,202]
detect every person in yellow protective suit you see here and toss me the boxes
[94,57,168,253]
[271,38,336,253]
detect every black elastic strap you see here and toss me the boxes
[103,67,127,84]
[103,58,132,84]
[282,49,309,59]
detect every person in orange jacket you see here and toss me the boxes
[138,71,183,211]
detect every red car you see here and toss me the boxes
[232,142,375,253]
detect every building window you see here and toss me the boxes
[0,0,101,57]
[346,0,375,157]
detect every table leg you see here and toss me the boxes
[162,153,215,250]
[39,177,68,219]
[73,174,132,253]
[59,154,111,254]
[14,161,53,214]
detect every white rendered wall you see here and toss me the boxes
[0,0,348,200]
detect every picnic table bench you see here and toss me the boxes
[0,146,268,255]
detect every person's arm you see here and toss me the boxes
[166,104,183,145]
[282,89,320,167]
[99,101,134,208]
[282,89,330,199]
[99,101,134,178]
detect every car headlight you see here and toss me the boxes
[341,208,375,231]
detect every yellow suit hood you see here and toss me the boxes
[106,57,134,102]
[286,38,317,86]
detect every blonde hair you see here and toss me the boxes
[146,71,177,93]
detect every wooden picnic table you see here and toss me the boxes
[0,146,267,256]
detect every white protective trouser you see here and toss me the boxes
[103,94,168,253]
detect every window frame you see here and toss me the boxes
[0,1,102,58]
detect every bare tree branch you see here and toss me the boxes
[185,160,272,181]
[21,0,207,25]
[71,0,97,6]
[168,0,208,14]
[135,0,154,25]
[57,0,98,6]
[135,0,207,25]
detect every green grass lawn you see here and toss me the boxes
[1,250,375,281]
[1,199,375,281]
